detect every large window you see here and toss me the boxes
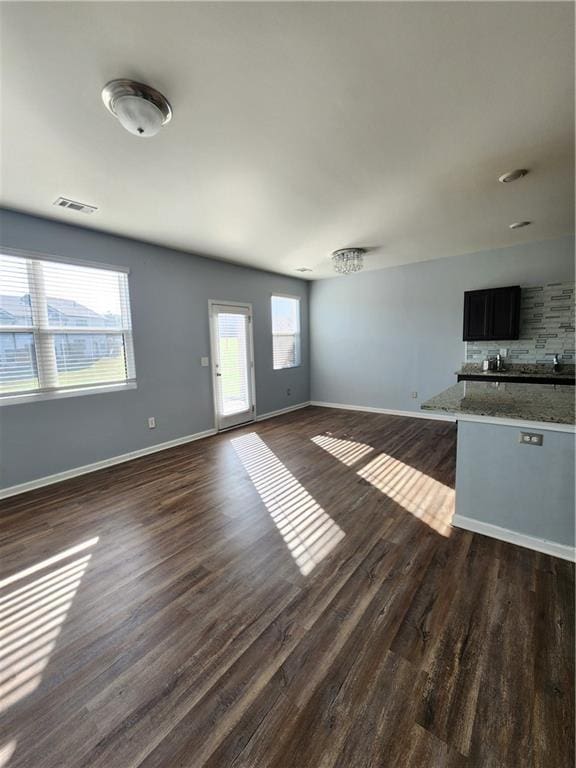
[0,251,136,403]
[271,295,301,370]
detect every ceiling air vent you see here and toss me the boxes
[53,197,98,214]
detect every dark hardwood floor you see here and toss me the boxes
[0,406,573,767]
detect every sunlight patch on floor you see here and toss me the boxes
[232,433,345,575]
[0,740,16,768]
[311,433,374,466]
[358,453,453,536]
[0,538,98,714]
[0,537,99,590]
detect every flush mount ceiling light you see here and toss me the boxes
[102,79,172,137]
[509,221,532,229]
[498,169,529,183]
[331,248,366,275]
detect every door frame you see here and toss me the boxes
[208,299,257,431]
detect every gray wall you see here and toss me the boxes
[455,420,575,548]
[310,236,575,411]
[0,209,310,489]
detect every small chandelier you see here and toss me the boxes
[331,248,366,275]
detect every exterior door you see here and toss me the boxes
[209,302,256,431]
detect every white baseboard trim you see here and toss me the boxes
[309,400,456,422]
[0,428,217,501]
[452,514,575,562]
[0,402,314,501]
[0,399,455,502]
[256,401,311,422]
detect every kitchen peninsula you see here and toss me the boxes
[422,380,575,560]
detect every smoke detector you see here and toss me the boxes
[498,169,529,183]
[53,197,98,214]
[295,267,313,273]
[102,79,172,137]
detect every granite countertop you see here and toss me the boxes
[457,363,575,380]
[422,381,575,425]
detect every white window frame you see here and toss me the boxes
[0,247,137,406]
[271,293,302,371]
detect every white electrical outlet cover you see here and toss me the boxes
[500,348,508,357]
[201,357,209,367]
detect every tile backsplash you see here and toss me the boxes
[465,281,575,364]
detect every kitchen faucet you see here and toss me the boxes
[553,353,562,373]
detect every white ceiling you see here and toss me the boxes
[0,2,573,279]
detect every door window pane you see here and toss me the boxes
[217,313,250,416]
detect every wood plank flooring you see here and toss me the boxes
[0,406,573,767]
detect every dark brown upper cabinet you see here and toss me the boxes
[463,286,521,341]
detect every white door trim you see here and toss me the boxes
[208,300,257,431]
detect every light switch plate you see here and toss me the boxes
[201,357,209,367]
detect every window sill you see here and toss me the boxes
[0,381,137,407]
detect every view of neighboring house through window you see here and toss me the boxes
[271,294,301,370]
[0,252,135,401]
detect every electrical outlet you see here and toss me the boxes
[148,417,156,429]
[411,391,418,399]
[287,387,292,396]
[200,357,209,367]
[519,431,542,446]
[500,348,508,358]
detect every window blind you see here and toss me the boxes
[271,295,301,370]
[0,252,136,399]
